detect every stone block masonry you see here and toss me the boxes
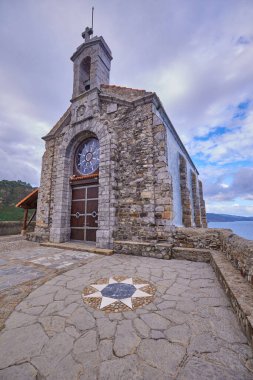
[199,180,207,228]
[179,154,192,227]
[219,229,253,284]
[111,103,173,243]
[191,172,202,227]
[0,221,35,236]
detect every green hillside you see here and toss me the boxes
[0,180,35,221]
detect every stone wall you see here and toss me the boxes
[153,123,173,238]
[191,172,201,227]
[114,102,157,241]
[0,221,35,236]
[33,89,118,248]
[35,139,56,240]
[115,226,253,287]
[71,37,112,98]
[114,240,172,259]
[179,154,192,227]
[198,180,207,228]
[219,230,253,284]
[168,227,253,285]
[112,103,173,242]
[170,227,222,249]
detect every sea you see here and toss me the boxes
[208,221,253,241]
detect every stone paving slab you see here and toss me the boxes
[0,238,100,331]
[0,253,253,379]
[0,240,98,290]
[0,265,44,291]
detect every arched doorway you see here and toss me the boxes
[70,136,100,242]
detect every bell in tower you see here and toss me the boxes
[71,26,113,99]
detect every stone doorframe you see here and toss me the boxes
[49,118,117,249]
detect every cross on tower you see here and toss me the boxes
[82,27,93,42]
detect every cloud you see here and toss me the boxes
[205,167,253,201]
[0,72,50,185]
[0,0,252,215]
[189,106,253,166]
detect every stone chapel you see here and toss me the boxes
[33,27,207,249]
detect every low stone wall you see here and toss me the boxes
[0,221,35,236]
[114,240,172,259]
[210,250,253,348]
[219,230,253,284]
[170,228,253,285]
[172,246,210,262]
[115,226,253,286]
[169,227,222,250]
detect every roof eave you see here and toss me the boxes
[151,93,199,175]
[16,188,39,209]
[42,107,71,141]
[70,36,113,62]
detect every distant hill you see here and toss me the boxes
[0,180,34,221]
[207,213,253,222]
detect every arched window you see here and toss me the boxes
[79,56,91,93]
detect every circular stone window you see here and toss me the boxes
[82,276,156,312]
[75,137,100,175]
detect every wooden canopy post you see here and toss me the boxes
[21,208,28,235]
[16,188,39,236]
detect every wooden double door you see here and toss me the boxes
[70,184,98,242]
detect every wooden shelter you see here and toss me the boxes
[16,188,38,234]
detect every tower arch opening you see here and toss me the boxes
[79,56,91,93]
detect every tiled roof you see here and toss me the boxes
[100,84,154,102]
[16,188,39,209]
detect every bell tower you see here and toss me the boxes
[71,27,112,99]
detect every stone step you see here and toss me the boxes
[172,246,210,262]
[40,242,113,256]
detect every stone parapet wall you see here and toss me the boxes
[115,226,253,287]
[210,250,253,348]
[167,228,253,285]
[219,230,253,284]
[114,240,172,259]
[169,227,222,250]
[0,221,35,236]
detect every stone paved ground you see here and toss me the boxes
[0,236,99,330]
[0,246,253,379]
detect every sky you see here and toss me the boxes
[0,0,253,216]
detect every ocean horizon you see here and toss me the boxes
[208,221,253,241]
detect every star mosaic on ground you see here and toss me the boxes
[82,276,156,312]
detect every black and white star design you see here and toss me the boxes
[82,277,152,309]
